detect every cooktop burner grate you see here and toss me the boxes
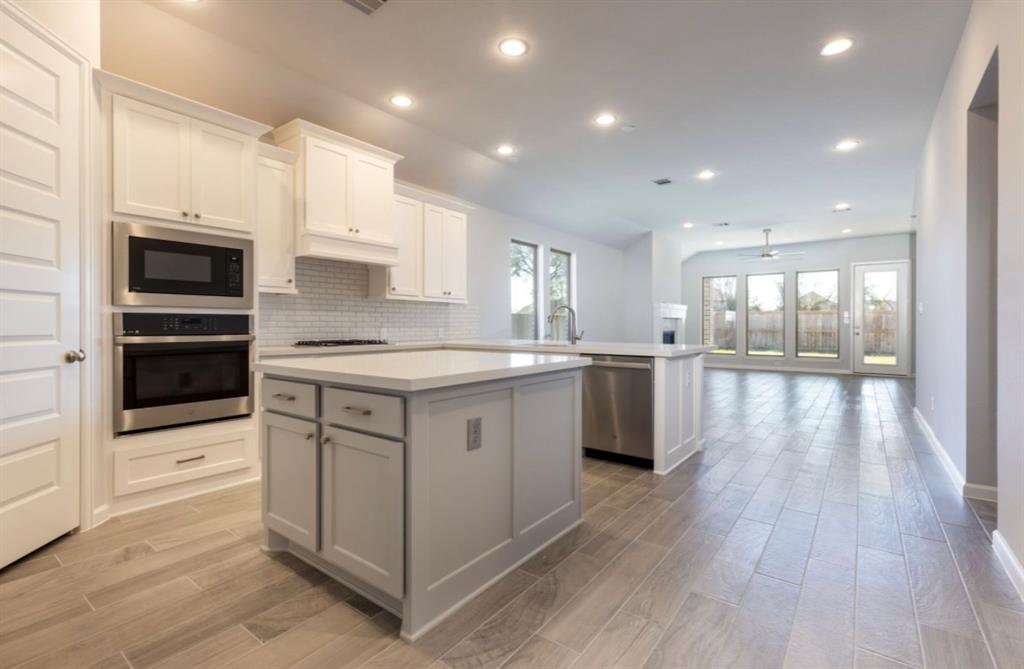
[294,339,390,347]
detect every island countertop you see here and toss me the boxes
[258,339,713,360]
[255,348,591,391]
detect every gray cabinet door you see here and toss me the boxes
[320,425,404,598]
[261,411,318,552]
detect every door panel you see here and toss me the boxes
[304,137,349,237]
[422,204,446,299]
[350,154,394,244]
[443,210,467,300]
[0,5,83,568]
[191,120,253,232]
[257,156,296,291]
[853,262,911,376]
[112,96,190,222]
[262,412,318,552]
[389,195,422,297]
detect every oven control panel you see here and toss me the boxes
[118,313,251,336]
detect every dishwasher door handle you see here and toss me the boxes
[587,360,652,370]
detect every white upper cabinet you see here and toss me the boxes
[190,120,254,232]
[422,204,447,299]
[112,96,191,223]
[443,210,467,300]
[272,119,402,266]
[112,94,257,232]
[257,145,297,293]
[388,195,423,297]
[370,189,469,304]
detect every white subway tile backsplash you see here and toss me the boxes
[258,258,480,346]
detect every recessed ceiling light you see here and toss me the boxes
[696,169,716,181]
[714,241,724,246]
[833,202,852,212]
[842,228,853,234]
[594,112,617,127]
[496,144,516,156]
[498,38,529,57]
[821,37,853,56]
[834,138,860,152]
[390,94,413,108]
[682,222,694,229]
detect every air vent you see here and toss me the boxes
[652,178,672,186]
[342,0,387,15]
[714,221,730,227]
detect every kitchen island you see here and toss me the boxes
[261,340,711,474]
[255,349,590,641]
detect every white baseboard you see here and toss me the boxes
[705,362,853,375]
[912,407,965,490]
[992,530,1024,601]
[963,483,998,502]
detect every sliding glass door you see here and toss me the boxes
[853,262,911,376]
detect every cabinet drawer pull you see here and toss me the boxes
[305,432,315,440]
[342,406,373,416]
[272,393,297,402]
[176,454,206,465]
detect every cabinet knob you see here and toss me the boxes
[355,228,360,234]
[348,228,354,233]
[304,432,314,440]
[194,212,201,219]
[287,278,293,284]
[181,211,189,217]
[391,286,396,292]
[321,436,332,446]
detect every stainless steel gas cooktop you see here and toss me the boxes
[293,338,390,347]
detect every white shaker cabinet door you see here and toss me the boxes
[349,153,395,245]
[190,120,254,232]
[257,156,296,292]
[261,412,318,553]
[422,204,447,299]
[112,96,191,223]
[320,426,404,598]
[388,195,422,297]
[303,136,350,237]
[443,209,467,300]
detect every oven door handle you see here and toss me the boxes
[114,334,255,344]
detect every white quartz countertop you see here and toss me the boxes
[258,339,713,360]
[255,349,591,391]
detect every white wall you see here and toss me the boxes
[680,234,915,371]
[14,0,100,63]
[915,0,1023,565]
[469,205,625,341]
[621,233,654,342]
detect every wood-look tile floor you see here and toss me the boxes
[3,370,1022,668]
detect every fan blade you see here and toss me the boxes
[773,251,805,257]
[736,253,763,257]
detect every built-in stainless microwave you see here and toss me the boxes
[113,221,253,309]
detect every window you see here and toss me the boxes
[797,270,840,358]
[510,240,538,339]
[702,276,737,354]
[548,249,572,341]
[746,273,785,356]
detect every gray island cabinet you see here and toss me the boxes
[255,349,590,641]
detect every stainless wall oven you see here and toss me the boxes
[113,221,253,309]
[114,313,254,434]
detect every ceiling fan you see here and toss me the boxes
[738,228,805,261]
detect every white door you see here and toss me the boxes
[303,137,350,237]
[257,156,296,292]
[422,204,447,299]
[443,210,467,300]
[389,195,422,297]
[112,96,191,223]
[190,120,254,232]
[349,153,394,245]
[853,261,911,376]
[0,4,85,568]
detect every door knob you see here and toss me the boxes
[64,349,86,363]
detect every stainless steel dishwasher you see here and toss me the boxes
[582,354,654,463]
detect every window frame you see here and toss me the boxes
[745,271,786,358]
[509,239,541,340]
[795,268,841,360]
[701,274,738,356]
[546,248,576,341]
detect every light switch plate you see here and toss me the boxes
[467,417,482,451]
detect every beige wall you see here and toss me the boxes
[13,0,100,63]
[915,0,1024,564]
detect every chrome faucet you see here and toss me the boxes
[548,305,584,344]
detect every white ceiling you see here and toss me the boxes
[150,0,969,251]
